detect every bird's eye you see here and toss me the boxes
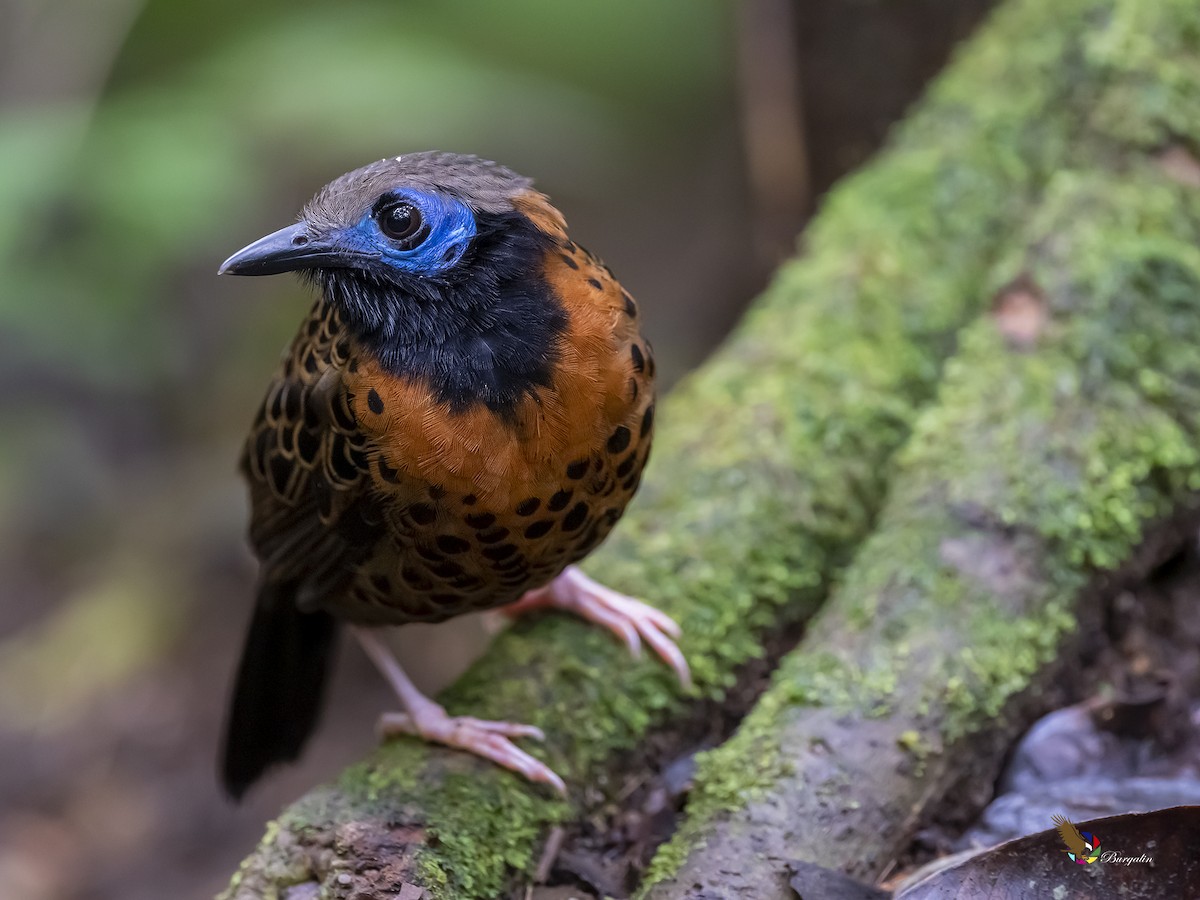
[377,202,426,246]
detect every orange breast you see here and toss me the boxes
[344,232,648,511]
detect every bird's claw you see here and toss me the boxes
[378,709,564,795]
[508,566,692,689]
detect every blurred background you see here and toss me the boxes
[0,1,993,897]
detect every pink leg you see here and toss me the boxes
[505,565,692,688]
[352,626,565,795]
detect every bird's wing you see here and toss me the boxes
[241,301,383,602]
[1051,814,1088,855]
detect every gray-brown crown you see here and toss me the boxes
[302,152,534,229]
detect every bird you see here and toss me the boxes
[217,152,690,798]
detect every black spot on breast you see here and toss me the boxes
[607,426,631,454]
[641,404,655,438]
[629,378,638,401]
[401,566,432,590]
[334,337,352,364]
[307,318,320,336]
[432,560,465,578]
[482,543,518,561]
[476,526,510,544]
[429,485,447,500]
[465,512,496,529]
[409,502,436,525]
[622,473,641,491]
[566,458,589,480]
[524,520,554,539]
[623,291,637,317]
[431,592,463,606]
[377,455,400,483]
[416,545,444,563]
[370,574,391,594]
[516,497,541,516]
[631,344,645,373]
[436,535,470,554]
[616,454,636,478]
[559,253,579,269]
[367,389,384,415]
[547,489,573,511]
[462,494,477,506]
[280,425,296,454]
[578,521,602,550]
[587,277,602,290]
[303,351,319,374]
[494,554,527,573]
[348,358,360,373]
[452,574,483,591]
[562,502,589,532]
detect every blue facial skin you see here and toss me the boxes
[340,190,477,277]
[313,188,566,416]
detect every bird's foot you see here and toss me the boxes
[378,705,566,795]
[505,565,691,688]
[352,626,564,793]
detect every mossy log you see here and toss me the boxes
[220,0,1200,897]
[642,131,1200,900]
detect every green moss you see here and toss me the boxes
[1084,0,1200,149]
[414,774,553,898]
[642,97,1200,900]
[897,730,925,757]
[640,831,701,892]
[217,819,309,900]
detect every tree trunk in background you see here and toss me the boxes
[221,1,1200,897]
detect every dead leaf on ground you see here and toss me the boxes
[896,806,1200,899]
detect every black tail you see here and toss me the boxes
[220,582,339,799]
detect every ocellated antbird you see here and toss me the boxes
[218,152,689,797]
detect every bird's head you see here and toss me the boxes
[221,152,572,413]
[219,152,568,329]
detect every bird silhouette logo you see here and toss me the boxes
[1052,815,1102,864]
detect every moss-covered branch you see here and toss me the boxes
[640,2,1200,890]
[217,0,1186,896]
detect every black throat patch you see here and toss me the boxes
[315,211,568,419]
